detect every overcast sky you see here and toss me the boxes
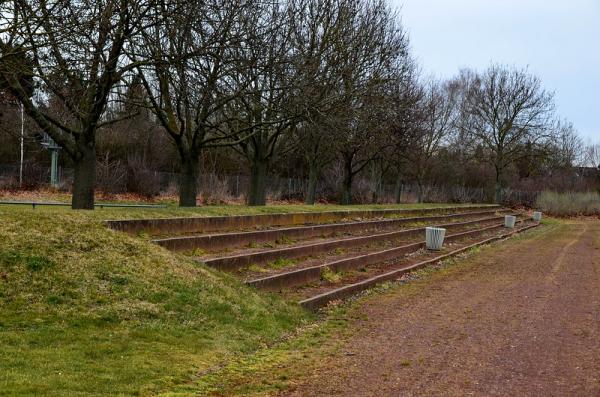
[392,0,599,143]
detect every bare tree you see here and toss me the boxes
[461,65,555,203]
[551,119,582,168]
[385,63,423,203]
[328,0,410,204]
[289,0,354,205]
[408,79,457,202]
[225,1,300,206]
[337,85,388,205]
[0,0,154,208]
[583,143,600,169]
[132,0,255,206]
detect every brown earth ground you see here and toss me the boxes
[281,220,600,396]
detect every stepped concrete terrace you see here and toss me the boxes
[106,205,540,309]
[200,213,517,271]
[245,216,528,290]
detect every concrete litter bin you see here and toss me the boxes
[533,211,542,222]
[426,227,446,250]
[504,215,516,228]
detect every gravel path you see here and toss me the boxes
[283,221,600,396]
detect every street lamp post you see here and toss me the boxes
[41,133,61,188]
[19,103,24,188]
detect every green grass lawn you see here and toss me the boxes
[0,202,481,396]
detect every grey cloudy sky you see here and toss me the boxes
[392,0,599,143]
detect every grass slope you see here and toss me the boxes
[0,202,477,396]
[0,206,313,396]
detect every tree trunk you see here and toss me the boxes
[374,165,384,204]
[414,172,425,203]
[341,157,353,205]
[247,158,269,206]
[71,142,96,210]
[494,180,503,204]
[494,166,503,204]
[370,163,379,204]
[394,172,403,204]
[305,162,319,205]
[179,154,199,207]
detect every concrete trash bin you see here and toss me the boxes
[533,211,542,222]
[426,227,446,250]
[504,215,516,228]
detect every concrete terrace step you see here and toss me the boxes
[200,214,517,271]
[298,222,540,310]
[106,204,500,236]
[153,208,511,252]
[245,218,526,290]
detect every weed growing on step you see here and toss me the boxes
[248,264,269,273]
[321,268,343,283]
[275,235,295,245]
[185,247,206,256]
[332,247,346,256]
[406,221,428,228]
[267,257,297,269]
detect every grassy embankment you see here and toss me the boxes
[0,202,475,396]
[536,191,600,216]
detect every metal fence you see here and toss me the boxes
[1,163,542,205]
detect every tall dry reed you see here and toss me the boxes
[536,191,600,216]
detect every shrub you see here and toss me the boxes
[126,155,161,197]
[200,176,234,204]
[96,154,127,193]
[535,191,600,216]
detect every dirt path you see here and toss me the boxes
[283,221,600,396]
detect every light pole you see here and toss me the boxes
[19,103,24,188]
[41,133,61,188]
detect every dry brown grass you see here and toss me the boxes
[536,191,600,217]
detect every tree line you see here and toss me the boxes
[0,0,593,209]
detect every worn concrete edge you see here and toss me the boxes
[153,208,512,251]
[105,204,501,235]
